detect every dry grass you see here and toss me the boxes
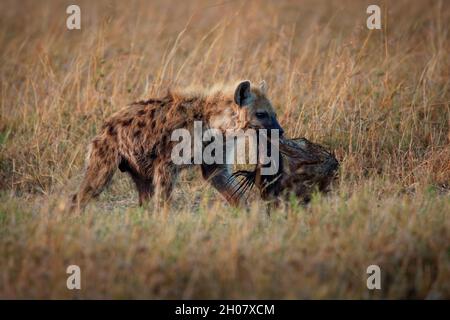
[0,0,449,299]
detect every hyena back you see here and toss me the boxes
[71,80,284,210]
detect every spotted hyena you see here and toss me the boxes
[71,80,284,210]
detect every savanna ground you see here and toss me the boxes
[0,0,449,299]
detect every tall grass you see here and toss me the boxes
[0,0,449,298]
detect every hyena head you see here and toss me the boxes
[233,80,284,136]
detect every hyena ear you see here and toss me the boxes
[259,80,268,94]
[234,80,252,107]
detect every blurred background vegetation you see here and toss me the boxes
[0,0,448,298]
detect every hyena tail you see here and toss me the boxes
[70,138,120,211]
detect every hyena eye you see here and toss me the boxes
[255,111,268,119]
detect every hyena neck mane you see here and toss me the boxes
[173,85,239,132]
[146,81,271,133]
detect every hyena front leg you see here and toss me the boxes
[71,139,119,211]
[153,160,178,208]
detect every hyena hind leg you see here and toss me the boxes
[71,141,119,211]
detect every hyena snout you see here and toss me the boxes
[272,118,284,136]
[251,114,284,136]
